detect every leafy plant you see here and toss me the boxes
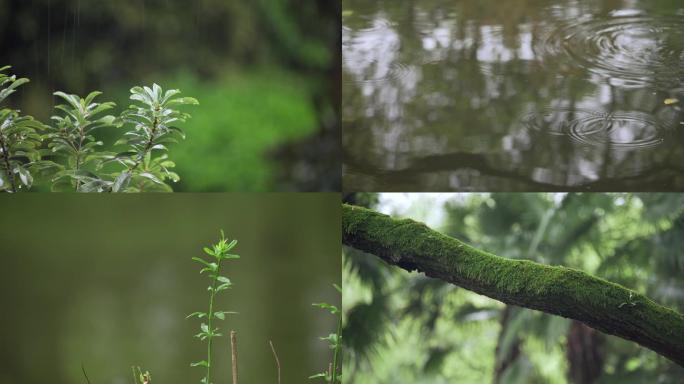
[310,284,343,383]
[187,230,240,384]
[0,66,46,192]
[47,91,117,191]
[111,84,197,192]
[1,64,197,193]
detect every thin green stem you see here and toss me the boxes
[331,314,342,383]
[206,260,222,384]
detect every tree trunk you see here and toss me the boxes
[342,204,684,366]
[493,306,522,384]
[566,320,605,384]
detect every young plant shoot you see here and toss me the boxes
[188,231,240,384]
[310,284,342,384]
[131,366,152,384]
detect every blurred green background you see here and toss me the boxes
[0,0,340,191]
[343,193,684,383]
[0,193,341,383]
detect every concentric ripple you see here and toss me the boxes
[342,17,394,34]
[343,62,415,85]
[522,108,665,149]
[539,15,684,87]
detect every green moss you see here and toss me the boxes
[342,204,684,366]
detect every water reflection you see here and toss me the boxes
[343,0,684,191]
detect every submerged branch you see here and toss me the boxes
[342,204,684,366]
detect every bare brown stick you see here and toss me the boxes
[328,363,333,384]
[231,330,238,384]
[268,340,281,384]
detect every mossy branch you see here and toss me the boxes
[342,204,684,366]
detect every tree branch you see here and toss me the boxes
[342,204,684,366]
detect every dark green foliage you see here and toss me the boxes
[0,1,337,91]
[1,65,197,192]
[0,66,46,192]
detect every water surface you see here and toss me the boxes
[0,194,339,384]
[343,0,684,191]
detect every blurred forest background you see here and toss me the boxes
[0,193,340,383]
[0,0,340,191]
[342,193,684,383]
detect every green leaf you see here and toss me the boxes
[15,166,33,188]
[218,253,240,260]
[214,311,238,320]
[84,90,102,105]
[186,312,207,319]
[138,172,163,185]
[190,360,209,367]
[319,333,339,346]
[112,172,132,192]
[191,257,215,270]
[312,302,339,315]
[215,282,232,292]
[167,97,199,106]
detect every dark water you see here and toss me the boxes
[342,0,684,191]
[0,194,340,384]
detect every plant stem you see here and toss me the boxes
[269,340,281,384]
[129,116,159,173]
[81,363,92,384]
[331,314,342,383]
[206,260,222,384]
[0,135,16,193]
[231,330,238,384]
[74,122,86,191]
[207,260,221,384]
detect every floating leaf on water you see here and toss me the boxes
[664,98,679,105]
